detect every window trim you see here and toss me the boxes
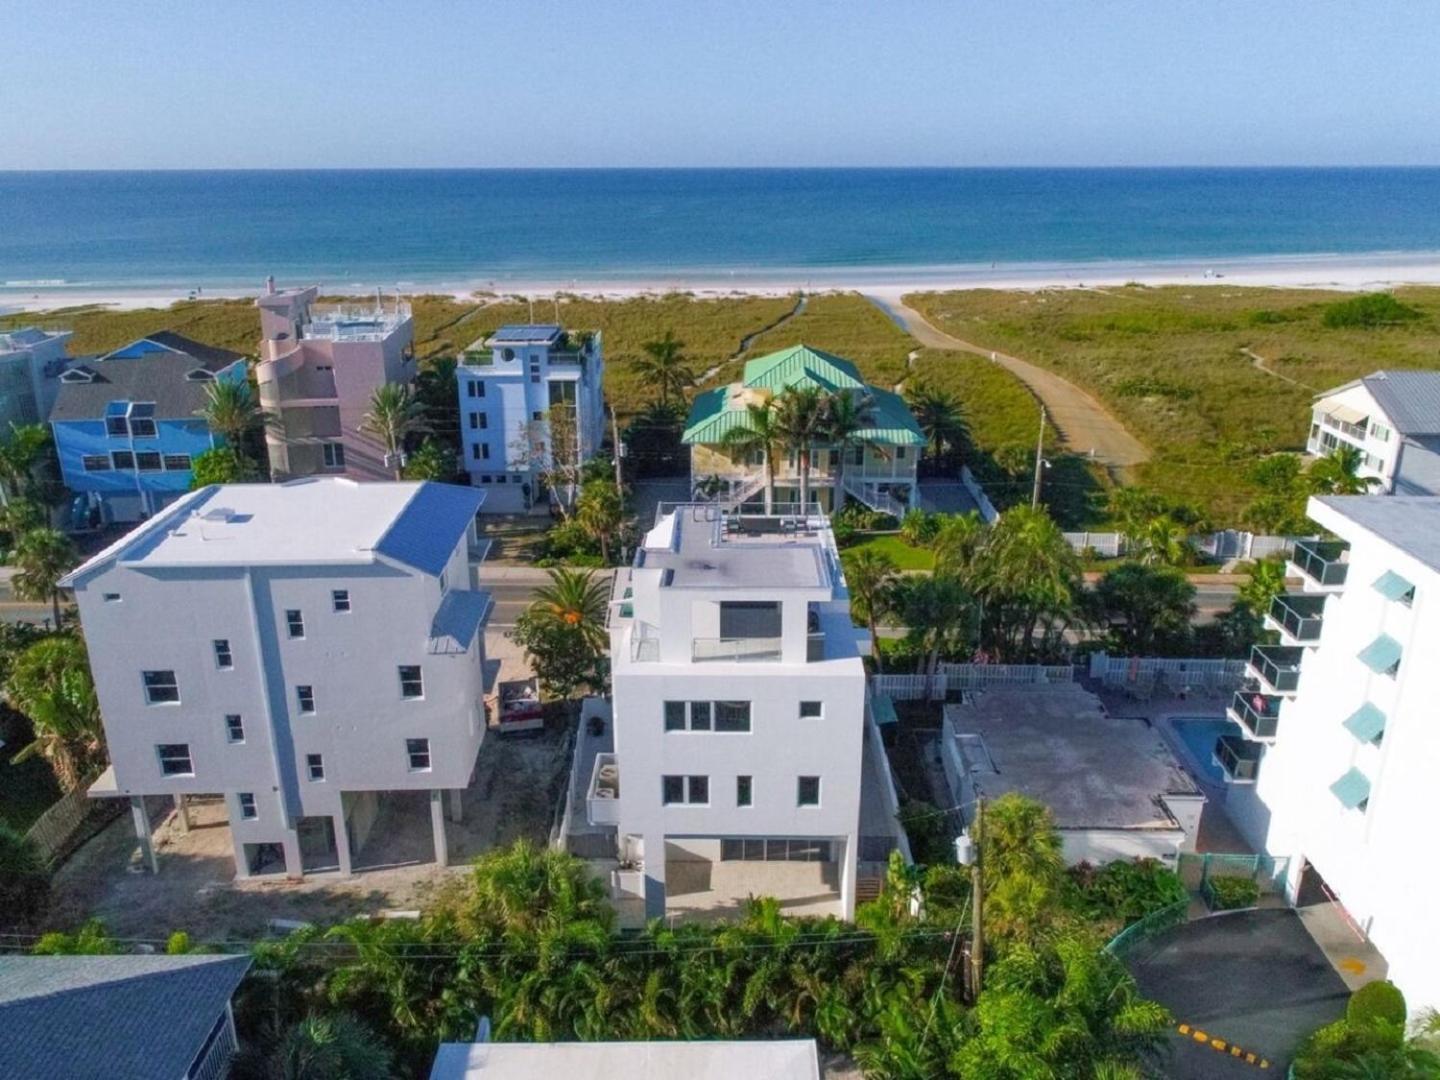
[296,685,316,715]
[399,665,424,700]
[406,737,432,772]
[797,775,821,807]
[157,743,193,777]
[664,699,750,733]
[799,701,823,719]
[661,774,710,806]
[224,714,245,744]
[285,609,305,639]
[332,589,351,613]
[143,670,179,705]
[81,454,112,472]
[213,639,233,670]
[306,753,325,781]
[736,775,753,807]
[238,792,257,820]
[322,442,346,469]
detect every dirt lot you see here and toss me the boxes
[46,721,575,942]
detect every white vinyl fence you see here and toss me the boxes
[872,663,1075,700]
[1088,652,1247,697]
[1060,530,1315,561]
[960,467,1000,524]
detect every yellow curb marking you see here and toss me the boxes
[1175,1021,1269,1069]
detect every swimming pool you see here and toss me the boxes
[1169,717,1244,786]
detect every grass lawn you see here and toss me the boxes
[843,532,935,571]
[904,285,1440,525]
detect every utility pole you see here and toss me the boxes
[610,405,624,490]
[1030,405,1047,509]
[970,797,985,1000]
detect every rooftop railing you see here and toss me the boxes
[692,636,783,662]
[1291,539,1350,588]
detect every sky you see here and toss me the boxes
[3,0,1439,169]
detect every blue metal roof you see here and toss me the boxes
[487,324,563,345]
[375,483,486,576]
[429,589,492,653]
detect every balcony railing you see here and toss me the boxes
[587,752,620,827]
[1229,686,1284,739]
[1249,645,1304,693]
[1214,735,1263,783]
[1268,593,1325,642]
[1321,412,1369,441]
[631,636,659,662]
[692,636,783,662]
[1291,540,1350,588]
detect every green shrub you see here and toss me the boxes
[0,824,48,929]
[831,519,857,546]
[1203,873,1260,911]
[1348,980,1407,1030]
[1067,858,1187,924]
[1321,292,1423,328]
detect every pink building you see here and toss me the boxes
[255,280,414,480]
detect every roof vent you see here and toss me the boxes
[686,559,717,572]
[201,507,237,523]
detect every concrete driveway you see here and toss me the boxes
[1127,908,1350,1077]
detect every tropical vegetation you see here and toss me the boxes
[510,568,610,698]
[3,634,104,794]
[1293,981,1440,1079]
[361,384,429,481]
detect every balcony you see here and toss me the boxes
[586,753,620,827]
[1290,540,1350,590]
[1266,593,1326,644]
[1214,735,1263,784]
[1228,685,1284,740]
[1320,411,1369,442]
[1248,645,1304,694]
[692,636,782,662]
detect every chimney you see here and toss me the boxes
[265,275,276,296]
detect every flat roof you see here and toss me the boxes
[946,686,1200,831]
[429,1039,820,1080]
[485,323,563,345]
[1314,495,1440,574]
[637,507,829,589]
[63,478,483,580]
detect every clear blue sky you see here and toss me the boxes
[3,0,1438,168]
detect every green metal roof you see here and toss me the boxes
[871,694,899,727]
[1342,702,1386,745]
[682,344,924,446]
[1329,767,1371,810]
[1372,570,1415,603]
[1357,634,1402,675]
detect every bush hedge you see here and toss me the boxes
[1203,873,1260,911]
[0,824,50,929]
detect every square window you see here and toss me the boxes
[689,701,712,730]
[736,775,752,807]
[322,442,346,468]
[798,776,820,807]
[687,775,709,804]
[399,665,424,699]
[306,753,325,781]
[213,639,233,669]
[296,685,315,715]
[799,701,823,718]
[111,450,136,470]
[135,451,163,472]
[225,714,245,743]
[105,415,129,438]
[662,774,685,804]
[163,454,191,471]
[238,792,257,820]
[143,670,179,704]
[285,610,305,638]
[407,737,431,771]
[82,454,111,472]
[663,701,686,732]
[714,701,751,732]
[157,743,193,776]
[332,589,351,613]
[129,418,158,439]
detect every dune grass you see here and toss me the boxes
[904,284,1440,524]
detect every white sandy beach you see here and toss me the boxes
[6,251,1440,313]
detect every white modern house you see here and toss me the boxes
[455,324,605,512]
[1308,371,1440,495]
[0,325,71,429]
[1215,494,1440,1013]
[430,1036,821,1080]
[575,502,872,921]
[63,477,491,881]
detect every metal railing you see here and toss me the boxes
[1249,645,1303,692]
[1321,412,1369,441]
[1229,687,1283,739]
[631,637,659,662]
[1291,539,1350,587]
[1269,594,1325,642]
[1104,898,1189,960]
[1215,735,1263,781]
[691,636,783,662]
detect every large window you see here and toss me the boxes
[718,601,781,640]
[399,665,424,699]
[81,454,111,472]
[662,775,708,805]
[135,451,163,472]
[157,743,193,776]
[163,454,191,471]
[721,838,832,862]
[143,670,179,704]
[111,450,136,470]
[797,776,821,807]
[407,738,431,771]
[664,700,748,733]
[714,701,751,732]
[213,639,233,669]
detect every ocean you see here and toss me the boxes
[3,168,1440,290]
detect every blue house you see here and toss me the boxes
[48,332,249,525]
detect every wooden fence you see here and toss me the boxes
[24,781,119,866]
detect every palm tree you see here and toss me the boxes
[360,383,429,480]
[824,390,879,505]
[196,379,267,451]
[979,504,1081,660]
[930,510,987,588]
[1238,556,1288,614]
[893,573,974,674]
[575,477,624,564]
[978,792,1065,941]
[0,423,51,505]
[902,380,965,467]
[772,386,829,511]
[12,527,76,626]
[633,331,695,407]
[842,548,898,671]
[721,400,783,513]
[269,1013,393,1080]
[1310,445,1381,495]
[528,568,610,653]
[4,635,102,794]
[1136,513,1192,568]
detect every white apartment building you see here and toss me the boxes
[1308,371,1440,495]
[455,324,605,512]
[64,478,491,881]
[581,503,870,920]
[1217,494,1440,1013]
[0,326,71,429]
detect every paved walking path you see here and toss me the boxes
[866,295,1151,482]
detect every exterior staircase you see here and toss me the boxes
[843,474,907,518]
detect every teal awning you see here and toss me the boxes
[1330,767,1371,810]
[1372,570,1415,603]
[871,694,899,727]
[1342,702,1386,745]
[1357,634,1402,675]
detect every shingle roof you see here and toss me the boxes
[101,332,245,372]
[376,482,487,575]
[0,954,251,1080]
[682,345,924,446]
[48,351,228,421]
[1349,371,1440,435]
